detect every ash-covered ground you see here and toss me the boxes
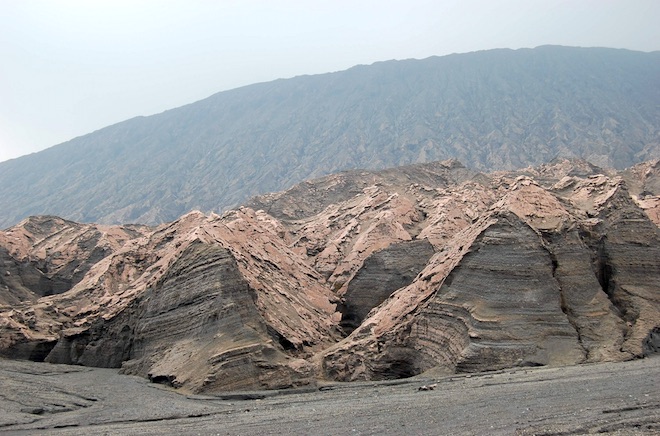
[1,357,658,435]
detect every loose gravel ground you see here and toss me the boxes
[1,357,658,435]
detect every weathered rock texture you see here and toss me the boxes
[1,159,658,392]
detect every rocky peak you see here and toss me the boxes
[1,159,658,392]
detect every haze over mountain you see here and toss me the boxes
[1,45,659,228]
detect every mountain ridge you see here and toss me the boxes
[1,45,659,228]
[1,158,658,392]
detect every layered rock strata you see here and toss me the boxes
[0,159,658,392]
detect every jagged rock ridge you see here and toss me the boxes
[0,158,658,391]
[1,46,659,228]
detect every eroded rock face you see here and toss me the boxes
[0,216,148,306]
[322,211,586,381]
[338,239,434,334]
[0,159,658,391]
[320,160,660,382]
[44,241,316,391]
[0,210,338,392]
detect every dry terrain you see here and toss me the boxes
[1,159,659,394]
[1,46,658,227]
[1,357,658,435]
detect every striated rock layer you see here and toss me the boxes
[1,159,659,392]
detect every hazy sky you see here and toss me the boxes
[1,0,659,162]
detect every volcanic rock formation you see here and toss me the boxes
[1,159,658,392]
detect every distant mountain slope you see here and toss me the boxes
[1,45,659,227]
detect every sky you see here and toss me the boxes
[1,0,659,163]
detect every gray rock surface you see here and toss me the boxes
[339,240,435,333]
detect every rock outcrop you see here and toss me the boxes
[1,159,658,392]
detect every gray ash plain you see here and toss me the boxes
[1,357,658,435]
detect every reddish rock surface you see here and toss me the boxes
[1,159,658,392]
